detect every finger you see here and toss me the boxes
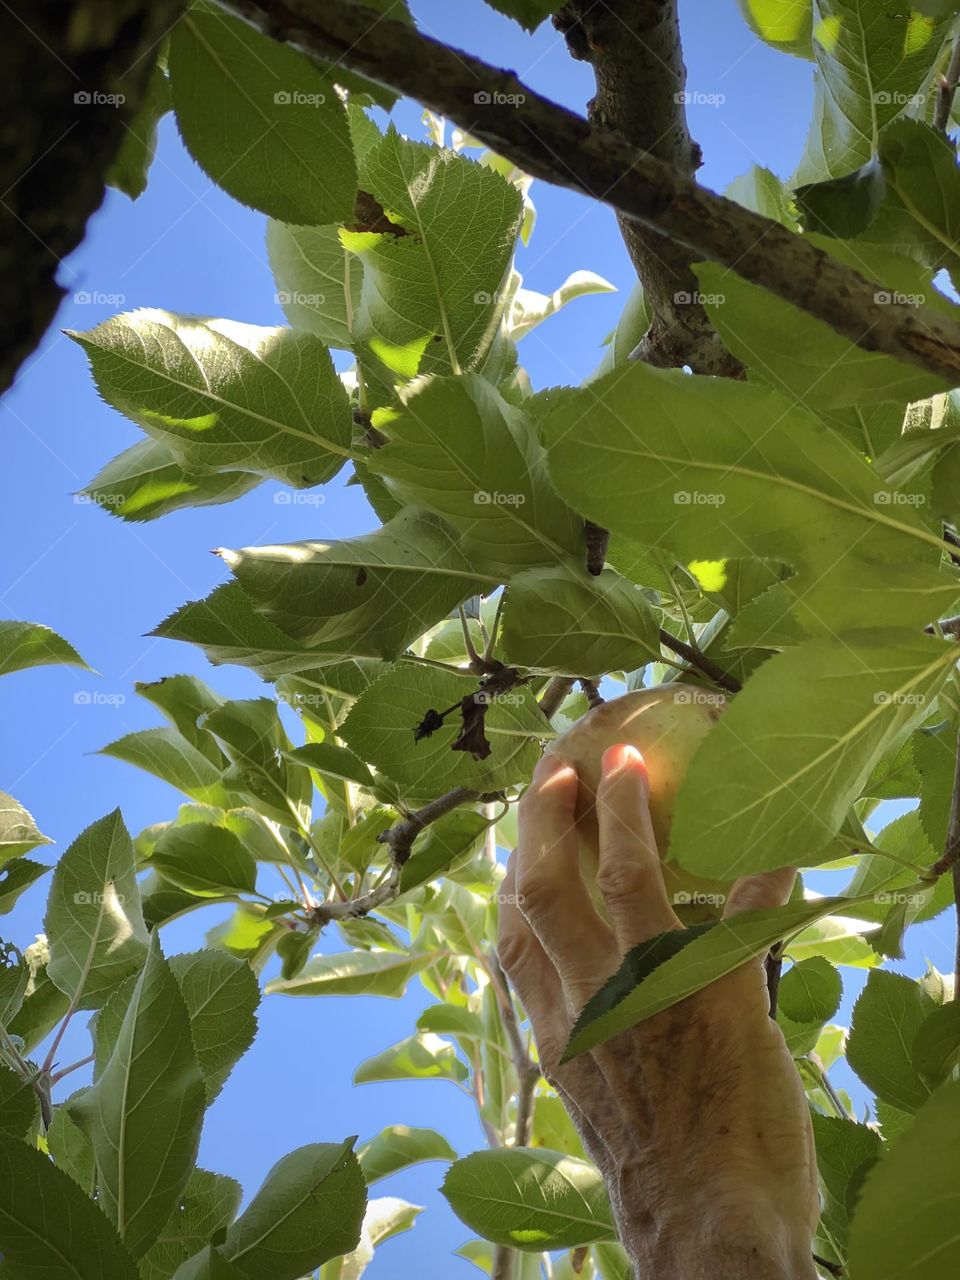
[722,865,797,918]
[496,854,570,1074]
[515,754,618,1010]
[595,744,680,950]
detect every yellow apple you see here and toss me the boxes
[546,683,731,923]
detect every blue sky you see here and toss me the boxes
[1,1,955,1274]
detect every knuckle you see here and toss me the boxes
[595,856,651,906]
[496,928,530,979]
[514,866,556,920]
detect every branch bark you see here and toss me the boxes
[218,0,960,384]
[658,628,742,693]
[0,0,184,395]
[554,0,742,375]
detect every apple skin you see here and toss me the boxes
[546,683,731,924]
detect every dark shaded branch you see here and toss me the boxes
[0,0,184,395]
[554,0,742,376]
[765,942,784,1020]
[935,37,960,132]
[580,678,604,708]
[219,0,960,384]
[309,785,487,924]
[659,628,741,693]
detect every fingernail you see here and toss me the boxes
[601,743,645,778]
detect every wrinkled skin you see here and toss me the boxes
[498,746,820,1279]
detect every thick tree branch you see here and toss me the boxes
[554,0,742,375]
[219,0,960,384]
[539,676,574,719]
[1,0,184,395]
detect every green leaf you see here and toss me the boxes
[99,728,234,807]
[543,363,956,637]
[564,894,877,1059]
[203,698,312,829]
[778,957,843,1023]
[811,1112,882,1254]
[795,2,951,184]
[0,1063,38,1137]
[399,809,490,894]
[530,1094,586,1160]
[71,935,206,1257]
[912,1000,960,1086]
[916,721,958,851]
[0,858,50,915]
[140,1169,242,1280]
[223,508,487,658]
[287,743,376,789]
[501,565,659,676]
[267,222,362,349]
[9,969,71,1054]
[367,374,582,575]
[82,437,261,522]
[354,1033,468,1084]
[47,1096,97,1194]
[669,633,956,878]
[168,950,260,1102]
[482,0,562,30]
[592,1242,634,1280]
[846,970,935,1111]
[847,1079,960,1280]
[442,1148,615,1250]
[695,240,958,409]
[70,311,352,488]
[877,120,960,280]
[509,270,616,342]
[135,675,229,763]
[347,128,522,377]
[44,810,149,1009]
[340,664,544,802]
[221,1140,366,1278]
[151,823,258,899]
[169,2,356,224]
[266,949,430,998]
[725,164,801,225]
[0,790,52,862]
[0,944,28,1025]
[108,61,171,199]
[0,1133,141,1277]
[357,1125,457,1184]
[734,0,813,56]
[0,620,89,677]
[173,1246,246,1279]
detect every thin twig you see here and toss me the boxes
[765,942,784,1020]
[580,678,604,708]
[219,0,960,384]
[935,36,960,131]
[658,628,742,693]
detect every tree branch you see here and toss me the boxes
[658,628,741,693]
[554,0,742,376]
[539,676,574,719]
[1,0,184,395]
[219,0,960,384]
[935,36,960,132]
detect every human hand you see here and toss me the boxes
[497,745,820,1279]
